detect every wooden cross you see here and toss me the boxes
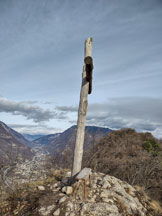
[72,37,93,177]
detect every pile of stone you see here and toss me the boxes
[37,172,162,216]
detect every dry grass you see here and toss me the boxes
[115,197,128,214]
[124,187,135,197]
[149,200,162,214]
[51,168,70,180]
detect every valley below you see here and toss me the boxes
[2,145,50,191]
[0,121,162,215]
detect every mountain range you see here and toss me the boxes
[0,121,112,166]
[0,120,162,206]
[48,127,162,204]
[42,125,112,168]
[22,134,45,141]
[0,121,34,165]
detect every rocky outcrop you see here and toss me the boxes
[1,171,161,216]
[84,129,162,203]
[48,172,161,216]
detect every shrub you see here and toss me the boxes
[143,139,160,156]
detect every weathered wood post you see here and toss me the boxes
[72,37,93,177]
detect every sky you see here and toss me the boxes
[0,0,162,138]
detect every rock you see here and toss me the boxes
[52,188,59,192]
[66,201,74,211]
[65,171,71,177]
[39,207,46,215]
[58,193,64,196]
[89,196,96,202]
[102,180,111,189]
[53,183,59,188]
[9,171,162,216]
[38,186,45,191]
[66,186,73,195]
[61,177,68,184]
[61,186,66,193]
[92,184,97,189]
[47,205,55,211]
[50,183,59,190]
[100,190,108,198]
[62,186,73,195]
[59,196,66,204]
[39,205,55,216]
[53,208,60,216]
[102,198,114,204]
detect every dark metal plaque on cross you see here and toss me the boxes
[84,56,93,94]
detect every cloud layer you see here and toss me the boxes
[0,97,55,123]
[0,1,162,137]
[8,123,61,135]
[56,97,162,138]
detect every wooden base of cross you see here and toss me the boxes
[72,168,92,200]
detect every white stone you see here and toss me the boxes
[53,208,60,216]
[67,201,74,210]
[92,184,97,189]
[66,186,73,195]
[38,186,45,191]
[50,183,59,190]
[39,205,55,216]
[89,196,96,202]
[53,183,59,188]
[102,198,114,204]
[59,196,66,204]
[58,193,64,196]
[102,181,111,189]
[62,186,73,195]
[65,171,71,177]
[61,186,66,193]
[100,191,108,198]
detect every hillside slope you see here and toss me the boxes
[0,121,34,165]
[34,133,61,145]
[22,134,45,141]
[45,125,112,168]
[83,129,162,203]
[1,170,161,216]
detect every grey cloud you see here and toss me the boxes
[56,112,68,120]
[87,98,162,139]
[8,123,62,135]
[57,97,162,138]
[56,106,78,112]
[0,97,56,123]
[21,100,38,104]
[87,97,162,128]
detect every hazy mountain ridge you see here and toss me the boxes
[34,133,61,145]
[22,134,45,141]
[42,125,112,155]
[46,125,112,169]
[0,121,34,165]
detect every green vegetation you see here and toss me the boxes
[143,139,160,156]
